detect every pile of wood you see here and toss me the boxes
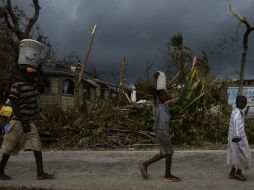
[37,102,158,150]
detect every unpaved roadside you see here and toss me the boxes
[0,150,254,190]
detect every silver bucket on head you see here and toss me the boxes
[18,39,43,68]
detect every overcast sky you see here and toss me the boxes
[15,0,254,84]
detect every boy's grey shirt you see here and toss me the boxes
[153,98,171,131]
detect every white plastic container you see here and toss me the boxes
[18,39,43,68]
[131,89,137,102]
[156,71,166,90]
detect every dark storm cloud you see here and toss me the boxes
[15,0,254,83]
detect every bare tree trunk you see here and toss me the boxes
[229,4,254,95]
[2,0,41,40]
[238,30,251,95]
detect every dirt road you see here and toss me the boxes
[0,150,253,190]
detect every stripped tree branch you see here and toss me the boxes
[6,0,19,27]
[229,4,246,23]
[24,0,40,38]
[229,4,254,95]
[3,0,41,40]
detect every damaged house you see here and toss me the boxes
[38,58,116,110]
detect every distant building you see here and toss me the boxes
[226,78,254,87]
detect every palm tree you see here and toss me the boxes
[167,33,192,86]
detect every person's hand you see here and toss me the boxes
[22,121,31,133]
[245,105,250,115]
[232,137,241,143]
[38,112,46,120]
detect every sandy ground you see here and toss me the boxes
[0,150,254,190]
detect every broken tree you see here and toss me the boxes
[229,4,254,95]
[75,24,97,112]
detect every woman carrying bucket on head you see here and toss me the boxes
[0,39,54,180]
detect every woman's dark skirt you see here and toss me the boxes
[155,130,174,155]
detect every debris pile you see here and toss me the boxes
[38,101,158,150]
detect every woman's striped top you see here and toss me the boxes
[9,81,38,121]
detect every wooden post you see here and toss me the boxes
[117,56,126,105]
[78,24,97,84]
[75,24,97,111]
[119,56,126,89]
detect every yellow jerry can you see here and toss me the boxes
[0,105,13,117]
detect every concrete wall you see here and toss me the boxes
[38,95,58,108]
[38,77,60,108]
[61,95,75,110]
